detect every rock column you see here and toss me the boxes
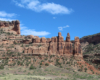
[64,33,73,56]
[57,32,64,55]
[74,37,82,55]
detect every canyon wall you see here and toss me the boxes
[80,33,100,44]
[0,20,20,34]
[0,20,82,57]
[23,32,82,58]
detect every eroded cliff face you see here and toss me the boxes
[0,20,20,34]
[1,20,100,75]
[80,33,100,45]
[24,32,83,58]
[0,20,83,58]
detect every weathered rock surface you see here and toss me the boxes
[0,20,20,34]
[22,32,82,57]
[0,20,83,58]
[80,33,100,44]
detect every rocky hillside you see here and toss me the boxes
[0,20,100,76]
[80,32,100,45]
[80,33,100,71]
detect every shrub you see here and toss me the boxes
[45,58,48,60]
[29,65,36,70]
[48,60,53,62]
[0,65,4,69]
[50,55,53,59]
[38,44,42,47]
[66,62,70,64]
[45,63,49,66]
[26,62,29,66]
[55,59,61,66]
[40,62,42,65]
[78,69,82,71]
[84,68,87,72]
[21,44,23,47]
[41,60,44,62]
[17,61,20,65]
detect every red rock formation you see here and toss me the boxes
[74,37,82,56]
[0,20,83,57]
[27,48,33,54]
[30,32,82,57]
[40,37,47,43]
[48,42,58,55]
[4,22,9,27]
[25,35,34,39]
[2,39,9,44]
[12,21,15,25]
[0,22,4,27]
[22,39,31,44]
[58,32,64,42]
[36,37,40,43]
[58,32,61,37]
[46,38,51,43]
[24,48,28,53]
[57,32,64,55]
[32,37,40,43]
[32,38,36,43]
[12,20,20,34]
[80,34,100,45]
[54,37,57,42]
[51,37,55,42]
[0,20,20,34]
[64,33,73,56]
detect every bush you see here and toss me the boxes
[29,65,36,70]
[17,61,20,65]
[44,58,48,60]
[0,65,4,69]
[50,55,53,59]
[26,62,29,66]
[78,69,82,71]
[84,68,87,72]
[38,44,42,47]
[45,63,49,66]
[40,62,42,65]
[48,60,53,62]
[55,58,61,66]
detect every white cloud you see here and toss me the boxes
[58,25,69,31]
[20,24,50,36]
[40,3,72,14]
[13,0,73,14]
[27,0,40,11]
[0,18,16,21]
[13,0,25,8]
[0,11,16,17]
[58,27,63,31]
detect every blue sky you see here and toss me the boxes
[0,0,100,40]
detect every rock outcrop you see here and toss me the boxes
[12,20,20,34]
[64,33,73,56]
[22,32,83,58]
[80,33,100,44]
[0,20,83,58]
[0,20,20,34]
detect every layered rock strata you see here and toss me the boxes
[0,20,20,34]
